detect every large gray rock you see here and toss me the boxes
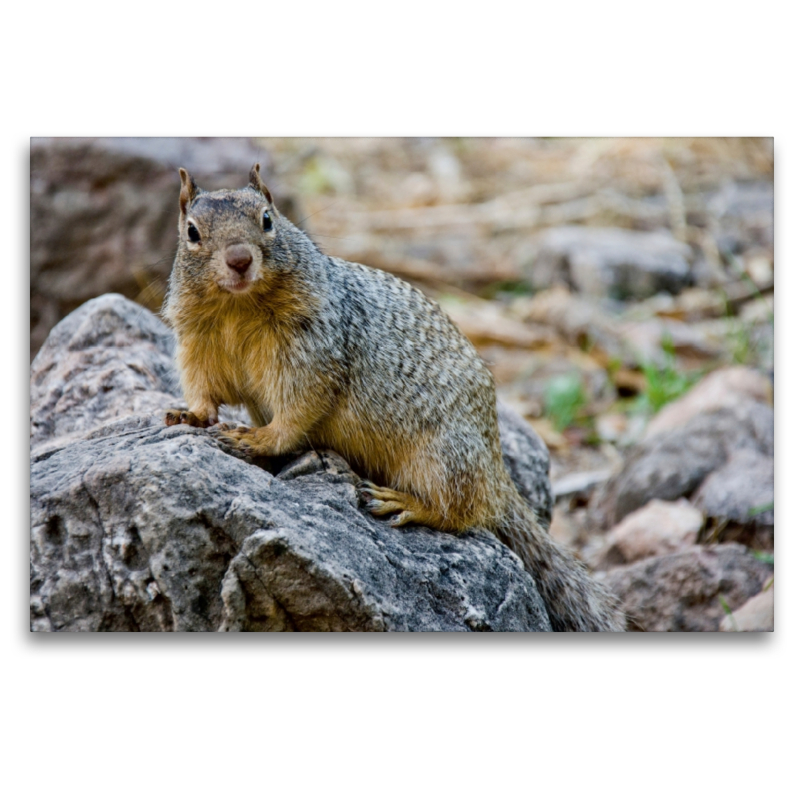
[602,544,773,632]
[30,295,554,632]
[527,226,693,300]
[708,181,774,253]
[694,450,774,527]
[30,137,287,360]
[592,400,773,530]
[29,290,182,449]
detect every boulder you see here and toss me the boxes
[692,450,774,549]
[708,181,774,254]
[602,544,773,632]
[527,226,693,300]
[592,400,773,529]
[30,295,554,632]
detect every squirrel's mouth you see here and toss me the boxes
[217,277,254,294]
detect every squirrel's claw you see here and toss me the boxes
[359,482,419,528]
[390,510,416,528]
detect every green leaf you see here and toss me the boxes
[544,373,586,432]
[636,335,701,414]
[748,501,774,517]
[718,595,740,632]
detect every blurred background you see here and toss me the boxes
[30,137,774,630]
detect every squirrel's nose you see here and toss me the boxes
[225,244,253,275]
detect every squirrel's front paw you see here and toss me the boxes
[164,409,215,428]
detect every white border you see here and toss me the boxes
[6,3,794,797]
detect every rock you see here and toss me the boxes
[602,544,773,632]
[645,366,772,439]
[440,298,554,349]
[740,293,775,325]
[551,470,612,502]
[635,286,728,323]
[30,295,554,632]
[595,413,629,443]
[497,402,553,527]
[743,252,773,287]
[30,137,283,360]
[592,400,773,528]
[693,450,774,549]
[523,285,624,356]
[616,317,725,365]
[548,503,584,550]
[521,285,721,371]
[527,226,693,300]
[30,294,182,450]
[589,499,703,569]
[708,181,773,254]
[719,583,774,632]
[694,449,774,526]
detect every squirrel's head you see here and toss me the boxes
[173,163,294,297]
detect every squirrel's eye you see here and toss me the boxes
[262,210,273,232]
[187,222,200,243]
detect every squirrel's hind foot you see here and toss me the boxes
[211,425,258,456]
[358,481,446,529]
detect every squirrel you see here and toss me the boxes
[163,164,626,632]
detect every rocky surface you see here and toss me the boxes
[602,544,773,632]
[29,291,182,449]
[585,362,774,629]
[30,295,554,632]
[592,400,774,531]
[527,226,693,300]
[588,499,703,570]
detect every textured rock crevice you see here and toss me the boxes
[30,295,555,632]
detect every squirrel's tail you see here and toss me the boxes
[493,483,626,632]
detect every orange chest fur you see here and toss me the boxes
[177,316,282,411]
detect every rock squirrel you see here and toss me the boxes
[163,165,625,632]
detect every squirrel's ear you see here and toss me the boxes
[248,163,273,204]
[178,168,198,215]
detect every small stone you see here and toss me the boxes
[645,366,772,439]
[595,412,628,443]
[744,254,773,286]
[590,499,702,569]
[719,584,773,632]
